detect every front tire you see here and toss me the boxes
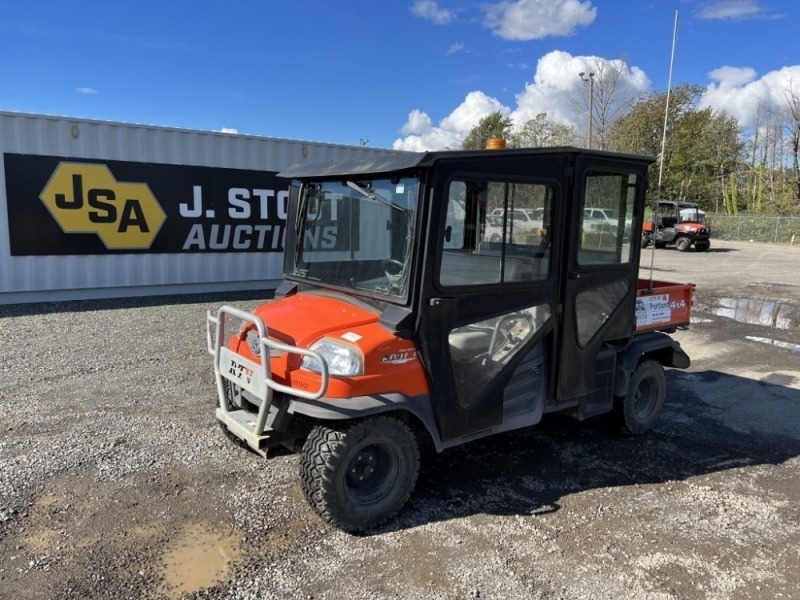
[218,380,252,450]
[675,237,691,252]
[695,242,710,252]
[299,416,420,532]
[612,360,666,435]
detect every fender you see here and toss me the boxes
[290,392,446,451]
[614,331,690,396]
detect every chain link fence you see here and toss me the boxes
[706,214,800,244]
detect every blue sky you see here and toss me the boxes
[0,0,797,150]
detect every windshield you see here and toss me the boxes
[284,176,420,300]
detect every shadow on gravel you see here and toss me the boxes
[0,289,274,318]
[374,370,800,534]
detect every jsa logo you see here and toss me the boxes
[40,163,166,250]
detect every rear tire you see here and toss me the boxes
[299,416,420,532]
[612,360,665,435]
[675,237,691,252]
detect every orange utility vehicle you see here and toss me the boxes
[641,200,711,252]
[207,147,694,532]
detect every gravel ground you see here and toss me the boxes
[1,242,799,600]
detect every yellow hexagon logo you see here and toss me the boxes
[40,162,166,250]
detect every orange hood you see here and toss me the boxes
[253,293,379,347]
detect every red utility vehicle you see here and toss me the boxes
[207,147,694,532]
[641,200,711,252]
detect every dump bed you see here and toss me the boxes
[635,279,695,332]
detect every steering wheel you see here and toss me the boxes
[489,313,534,362]
[381,258,405,289]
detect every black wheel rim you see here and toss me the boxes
[344,442,399,505]
[633,376,658,420]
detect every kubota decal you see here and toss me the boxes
[381,350,417,365]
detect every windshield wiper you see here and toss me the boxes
[345,180,406,212]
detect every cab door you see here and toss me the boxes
[415,153,565,440]
[556,157,649,415]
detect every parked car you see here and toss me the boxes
[583,207,632,236]
[489,208,544,232]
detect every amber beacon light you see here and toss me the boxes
[485,138,506,149]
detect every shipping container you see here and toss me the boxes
[0,111,402,304]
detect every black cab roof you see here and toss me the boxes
[278,147,655,180]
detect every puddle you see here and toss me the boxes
[690,317,714,323]
[157,523,241,598]
[745,336,800,355]
[714,297,800,330]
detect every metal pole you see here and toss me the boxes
[656,9,680,198]
[588,76,594,149]
[649,8,680,292]
[578,72,595,149]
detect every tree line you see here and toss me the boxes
[461,76,800,216]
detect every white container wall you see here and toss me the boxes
[0,111,401,304]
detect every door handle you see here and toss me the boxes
[429,297,457,306]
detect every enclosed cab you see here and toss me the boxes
[207,148,692,532]
[642,200,711,252]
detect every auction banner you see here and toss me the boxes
[3,153,290,255]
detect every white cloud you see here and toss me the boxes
[393,51,650,151]
[695,0,780,21]
[512,51,650,125]
[447,41,466,55]
[394,91,507,151]
[219,127,239,134]
[482,0,596,41]
[700,65,800,128]
[707,66,758,87]
[400,109,433,135]
[76,87,98,95]
[411,1,456,25]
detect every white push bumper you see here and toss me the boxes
[206,305,329,455]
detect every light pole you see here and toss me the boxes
[578,71,595,149]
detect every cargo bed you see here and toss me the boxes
[635,279,695,332]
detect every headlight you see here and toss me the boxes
[302,339,363,376]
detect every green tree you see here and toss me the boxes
[461,111,513,150]
[609,84,744,211]
[510,113,576,147]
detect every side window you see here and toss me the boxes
[444,181,466,249]
[439,179,554,287]
[449,303,552,407]
[578,171,637,266]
